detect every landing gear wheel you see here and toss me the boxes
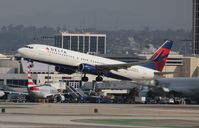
[82,76,89,82]
[53,95,58,103]
[96,76,103,81]
[53,95,62,103]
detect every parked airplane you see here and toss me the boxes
[27,63,65,102]
[18,40,173,82]
[152,77,199,100]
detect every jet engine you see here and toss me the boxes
[0,91,5,98]
[149,79,159,86]
[78,63,98,75]
[60,95,65,102]
[150,79,170,92]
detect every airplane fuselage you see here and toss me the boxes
[18,44,156,81]
[29,84,58,98]
[157,77,199,99]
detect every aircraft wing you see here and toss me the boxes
[0,85,28,95]
[3,90,29,95]
[95,60,148,71]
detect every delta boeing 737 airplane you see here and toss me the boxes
[18,40,173,82]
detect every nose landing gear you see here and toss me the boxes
[96,76,103,82]
[81,74,89,82]
[81,74,103,82]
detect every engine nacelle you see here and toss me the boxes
[78,63,98,75]
[55,66,76,74]
[150,80,170,92]
[149,79,159,86]
[0,91,5,98]
[60,95,65,102]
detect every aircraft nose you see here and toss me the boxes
[17,48,22,54]
[17,48,25,55]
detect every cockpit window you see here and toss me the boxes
[24,46,33,49]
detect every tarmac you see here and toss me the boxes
[0,103,199,128]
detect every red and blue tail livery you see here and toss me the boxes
[142,40,173,72]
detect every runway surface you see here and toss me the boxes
[0,103,199,128]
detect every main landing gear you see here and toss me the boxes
[96,76,103,82]
[81,74,103,82]
[81,74,89,82]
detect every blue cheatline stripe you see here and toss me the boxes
[104,72,131,80]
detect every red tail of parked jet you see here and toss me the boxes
[27,63,40,92]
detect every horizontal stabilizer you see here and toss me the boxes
[154,72,176,75]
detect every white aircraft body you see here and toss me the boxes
[27,63,65,102]
[18,40,173,82]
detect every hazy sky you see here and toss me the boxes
[0,0,191,30]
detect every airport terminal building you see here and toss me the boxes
[54,32,106,54]
[0,53,198,87]
[0,52,198,103]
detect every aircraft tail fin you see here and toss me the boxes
[27,63,37,88]
[142,40,173,72]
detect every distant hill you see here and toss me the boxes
[0,25,191,55]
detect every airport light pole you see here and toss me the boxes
[48,64,50,83]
